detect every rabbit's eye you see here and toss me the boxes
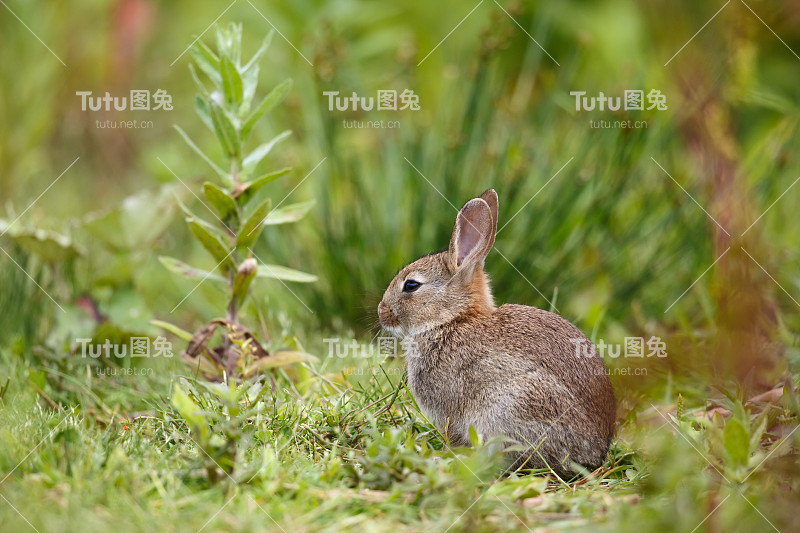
[402,280,421,293]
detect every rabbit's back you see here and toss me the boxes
[407,303,615,471]
[488,304,615,441]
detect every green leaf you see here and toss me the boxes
[173,194,229,237]
[243,351,314,376]
[189,42,222,88]
[236,197,271,249]
[242,79,292,139]
[239,64,259,116]
[194,38,220,68]
[468,425,481,446]
[194,95,215,133]
[239,31,274,114]
[237,167,291,205]
[83,185,182,251]
[159,256,226,283]
[262,199,315,225]
[220,55,243,108]
[173,125,229,183]
[216,22,242,66]
[208,99,241,160]
[151,320,193,342]
[511,478,548,500]
[172,383,207,436]
[724,418,750,468]
[186,218,234,271]
[189,63,213,101]
[243,30,274,72]
[1,226,85,262]
[257,264,317,283]
[243,130,291,173]
[202,182,238,225]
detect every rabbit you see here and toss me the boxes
[377,189,616,477]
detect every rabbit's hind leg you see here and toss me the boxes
[505,422,604,478]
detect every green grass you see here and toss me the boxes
[1,346,797,533]
[1,1,800,531]
[0,350,637,533]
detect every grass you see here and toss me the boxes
[0,349,644,533]
[1,1,800,531]
[1,342,797,533]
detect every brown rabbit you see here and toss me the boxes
[377,189,615,476]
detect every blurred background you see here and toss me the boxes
[2,0,799,391]
[1,0,799,529]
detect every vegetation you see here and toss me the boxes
[1,1,798,531]
[156,23,316,381]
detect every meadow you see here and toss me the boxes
[1,1,799,531]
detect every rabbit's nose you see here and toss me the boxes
[377,301,398,327]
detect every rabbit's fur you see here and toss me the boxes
[378,190,615,476]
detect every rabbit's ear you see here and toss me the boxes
[479,189,499,237]
[449,198,495,270]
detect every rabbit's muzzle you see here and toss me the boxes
[377,300,399,329]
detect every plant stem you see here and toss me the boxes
[224,155,242,382]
